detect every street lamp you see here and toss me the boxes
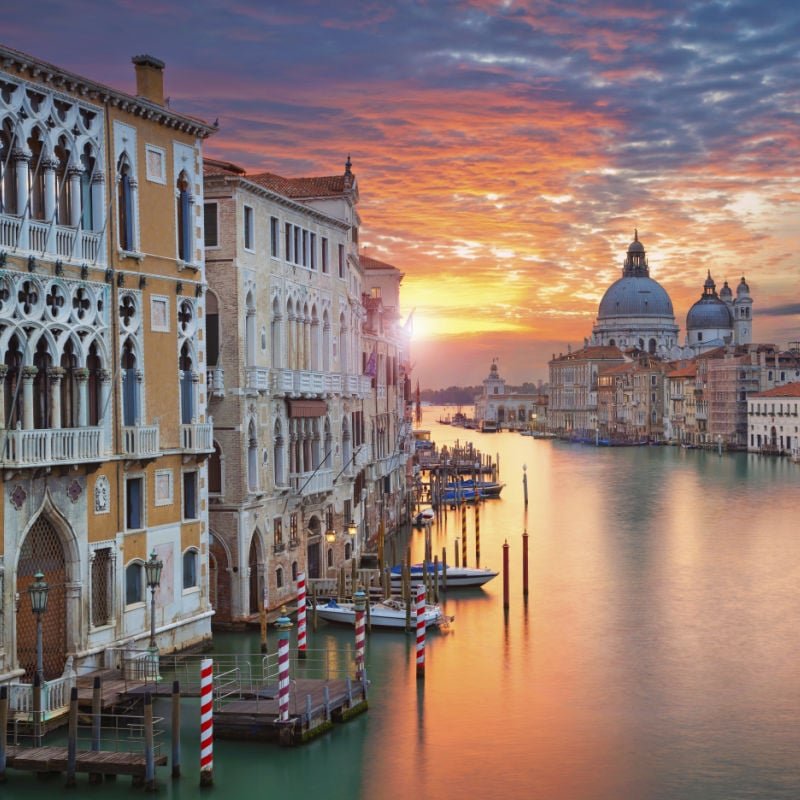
[144,550,163,652]
[28,571,49,681]
[325,527,337,544]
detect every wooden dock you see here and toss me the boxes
[4,744,167,778]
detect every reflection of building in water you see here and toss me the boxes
[473,359,543,431]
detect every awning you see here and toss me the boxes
[287,399,328,418]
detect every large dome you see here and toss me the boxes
[686,296,733,330]
[598,276,675,319]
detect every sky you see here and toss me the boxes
[5,1,799,388]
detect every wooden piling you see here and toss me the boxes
[461,506,467,568]
[259,599,268,653]
[523,464,529,507]
[0,685,7,783]
[171,680,181,779]
[475,502,481,567]
[433,555,440,603]
[338,567,346,601]
[455,537,460,568]
[522,530,529,597]
[144,692,156,792]
[503,539,510,609]
[311,584,318,632]
[441,547,448,592]
[89,675,102,783]
[404,562,412,632]
[66,686,78,787]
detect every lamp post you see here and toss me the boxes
[347,519,358,539]
[28,571,49,682]
[145,550,163,653]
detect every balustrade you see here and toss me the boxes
[1,425,104,467]
[122,424,160,458]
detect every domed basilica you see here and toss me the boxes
[589,231,753,357]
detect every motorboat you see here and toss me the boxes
[445,479,504,498]
[390,563,498,589]
[310,598,451,629]
[412,507,435,527]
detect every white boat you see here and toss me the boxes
[390,563,498,588]
[310,598,451,629]
[412,507,435,526]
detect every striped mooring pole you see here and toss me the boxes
[276,613,293,722]
[199,658,214,787]
[354,589,367,681]
[297,572,307,659]
[461,505,467,568]
[415,584,426,678]
[475,502,481,567]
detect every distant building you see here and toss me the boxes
[473,359,540,430]
[747,383,800,457]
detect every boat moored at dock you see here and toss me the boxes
[390,563,498,588]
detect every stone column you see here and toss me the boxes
[91,170,105,232]
[48,367,65,429]
[74,368,90,427]
[98,369,112,423]
[21,366,38,430]
[129,177,140,252]
[0,365,7,428]
[14,149,30,217]
[42,158,58,223]
[68,167,83,228]
[135,369,144,425]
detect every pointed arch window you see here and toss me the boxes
[118,155,134,251]
[180,342,195,424]
[206,291,220,367]
[247,419,258,492]
[177,170,192,262]
[80,145,96,230]
[245,291,257,367]
[27,127,46,220]
[0,121,18,214]
[121,338,140,426]
[273,420,285,487]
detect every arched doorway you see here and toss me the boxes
[209,533,232,625]
[248,533,264,615]
[17,515,68,681]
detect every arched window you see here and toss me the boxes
[310,304,320,371]
[206,292,220,368]
[3,334,23,428]
[117,154,134,251]
[648,338,656,354]
[273,420,285,486]
[345,541,352,561]
[209,442,223,494]
[80,144,96,230]
[125,561,144,605]
[183,549,198,589]
[245,291,256,367]
[322,309,331,372]
[339,312,348,372]
[27,127,46,220]
[291,561,298,582]
[54,136,71,226]
[121,338,139,426]
[176,170,192,262]
[0,120,18,214]
[327,548,333,569]
[179,342,195,424]
[270,296,282,368]
[342,415,352,471]
[247,419,258,492]
[276,567,284,590]
[33,337,52,429]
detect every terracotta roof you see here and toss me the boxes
[360,254,399,271]
[248,172,348,198]
[668,366,697,378]
[551,345,624,362]
[750,382,800,398]
[600,363,632,375]
[204,157,246,176]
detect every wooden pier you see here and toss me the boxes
[4,744,167,778]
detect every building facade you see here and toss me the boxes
[1,47,215,690]
[473,359,540,430]
[747,383,800,457]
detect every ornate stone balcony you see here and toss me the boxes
[122,424,160,459]
[0,212,105,265]
[290,468,333,496]
[180,421,214,454]
[207,366,225,398]
[0,425,105,469]
[245,366,269,393]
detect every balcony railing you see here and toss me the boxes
[1,425,105,468]
[289,468,333,496]
[246,366,270,393]
[122,424,160,459]
[0,214,21,247]
[207,366,225,398]
[181,420,214,453]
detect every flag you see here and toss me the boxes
[364,346,377,377]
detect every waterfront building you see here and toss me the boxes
[663,363,699,445]
[473,359,540,430]
[747,382,800,457]
[0,46,215,689]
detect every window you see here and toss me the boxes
[310,233,316,269]
[285,222,292,262]
[183,549,198,589]
[338,244,345,278]
[276,567,284,589]
[91,548,113,627]
[125,562,144,605]
[183,471,198,519]
[371,287,381,299]
[204,202,218,248]
[289,513,299,546]
[243,205,254,250]
[126,477,144,530]
[302,230,309,266]
[270,216,279,257]
[274,517,283,548]
[321,237,329,273]
[291,561,298,582]
[209,442,223,494]
[118,156,134,251]
[294,226,301,263]
[154,469,173,506]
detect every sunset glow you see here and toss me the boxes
[9,1,798,387]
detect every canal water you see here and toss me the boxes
[6,406,800,799]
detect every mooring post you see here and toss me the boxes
[171,680,181,779]
[433,555,440,603]
[354,590,366,681]
[199,658,214,788]
[323,685,331,720]
[88,674,102,784]
[297,571,307,660]
[144,692,156,792]
[523,463,529,508]
[275,613,293,723]
[522,530,529,597]
[454,538,460,568]
[503,539,510,610]
[0,686,8,783]
[65,685,78,787]
[461,505,467,568]
[475,502,481,567]
[259,599,268,654]
[311,584,318,633]
[441,547,448,592]
[415,584,426,678]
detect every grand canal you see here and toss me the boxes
[6,406,800,799]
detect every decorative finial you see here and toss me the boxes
[345,154,352,174]
[634,228,638,241]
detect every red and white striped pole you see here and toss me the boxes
[199,658,213,787]
[353,589,366,681]
[275,614,293,722]
[296,572,307,660]
[415,584,426,678]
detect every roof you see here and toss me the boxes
[668,365,697,378]
[750,382,800,398]
[248,172,348,198]
[204,158,246,176]
[360,254,400,272]
[551,345,625,363]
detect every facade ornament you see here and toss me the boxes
[10,484,27,510]
[94,475,110,514]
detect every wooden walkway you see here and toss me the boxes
[5,745,167,777]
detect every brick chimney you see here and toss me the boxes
[132,54,166,105]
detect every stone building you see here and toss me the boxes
[747,383,800,457]
[0,46,215,693]
[473,359,540,430]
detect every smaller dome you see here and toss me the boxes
[628,228,644,253]
[687,296,733,331]
[737,276,749,295]
[719,281,732,301]
[703,270,715,290]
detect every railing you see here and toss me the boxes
[81,230,102,262]
[180,420,214,453]
[0,213,21,247]
[55,225,76,257]
[28,220,49,252]
[122,424,160,458]
[1,425,104,467]
[289,468,333,495]
[271,368,295,394]
[9,659,77,721]
[326,373,343,394]
[245,366,270,392]
[207,366,225,397]
[293,369,325,395]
